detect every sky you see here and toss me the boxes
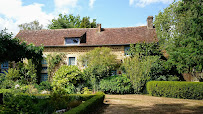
[0,0,174,36]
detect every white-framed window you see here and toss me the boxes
[69,57,76,65]
[65,38,80,45]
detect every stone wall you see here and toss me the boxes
[43,46,125,70]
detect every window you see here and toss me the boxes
[41,59,47,64]
[1,61,8,69]
[69,57,75,65]
[40,73,48,82]
[124,46,130,56]
[42,67,48,71]
[65,38,80,45]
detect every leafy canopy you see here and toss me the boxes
[0,29,43,63]
[18,20,43,30]
[154,0,203,75]
[79,47,117,92]
[48,14,97,29]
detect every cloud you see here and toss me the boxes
[0,0,54,36]
[135,22,146,26]
[89,0,96,8]
[54,0,79,13]
[129,0,174,7]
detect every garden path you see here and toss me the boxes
[98,94,203,114]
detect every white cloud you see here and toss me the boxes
[135,22,146,26]
[129,0,174,7]
[0,0,54,36]
[129,0,134,6]
[54,0,78,14]
[89,0,96,8]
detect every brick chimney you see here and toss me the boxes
[147,16,153,29]
[97,24,101,32]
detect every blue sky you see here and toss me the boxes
[0,0,174,35]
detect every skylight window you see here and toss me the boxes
[65,38,80,45]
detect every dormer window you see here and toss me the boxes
[65,38,80,45]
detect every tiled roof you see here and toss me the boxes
[16,26,157,47]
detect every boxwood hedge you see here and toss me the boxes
[65,92,105,114]
[147,81,203,100]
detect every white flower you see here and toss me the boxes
[15,84,20,89]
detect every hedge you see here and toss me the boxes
[0,89,96,113]
[147,81,203,100]
[65,92,105,114]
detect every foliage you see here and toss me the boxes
[80,47,118,92]
[122,43,182,93]
[48,14,97,29]
[0,29,43,63]
[0,29,43,83]
[80,17,97,28]
[147,81,203,100]
[65,93,105,114]
[154,0,203,80]
[52,65,83,94]
[18,20,43,30]
[46,53,65,80]
[0,59,38,89]
[82,87,92,94]
[99,75,133,94]
[122,55,158,93]
[0,68,21,89]
[19,59,37,84]
[39,81,52,91]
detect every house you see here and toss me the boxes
[10,16,157,82]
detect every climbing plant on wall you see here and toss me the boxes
[46,53,65,81]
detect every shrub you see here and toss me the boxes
[65,92,105,114]
[52,65,83,94]
[147,81,203,100]
[39,81,52,91]
[99,75,133,94]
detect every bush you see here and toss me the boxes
[147,81,203,100]
[52,65,83,94]
[65,92,105,114]
[0,90,96,113]
[39,81,52,91]
[99,75,133,94]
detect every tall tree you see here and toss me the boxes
[154,0,203,80]
[48,14,97,29]
[80,16,91,28]
[79,47,117,92]
[18,20,43,30]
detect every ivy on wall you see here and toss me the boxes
[46,53,65,81]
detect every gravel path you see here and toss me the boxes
[98,95,203,114]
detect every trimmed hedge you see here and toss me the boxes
[0,89,96,113]
[65,92,105,114]
[147,81,203,100]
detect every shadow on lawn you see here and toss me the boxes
[97,103,203,114]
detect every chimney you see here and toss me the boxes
[97,24,101,32]
[147,16,153,29]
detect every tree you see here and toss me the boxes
[18,20,43,30]
[48,14,97,29]
[80,16,91,28]
[0,29,43,83]
[79,47,117,92]
[154,0,203,80]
